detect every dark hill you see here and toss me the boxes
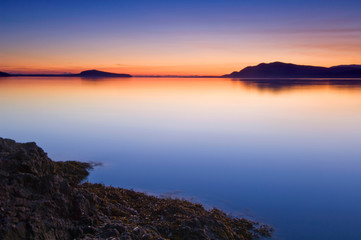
[331,64,361,70]
[0,137,272,240]
[224,62,361,78]
[78,70,132,78]
[0,71,10,77]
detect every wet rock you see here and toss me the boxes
[0,137,273,240]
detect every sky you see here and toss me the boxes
[1,0,361,75]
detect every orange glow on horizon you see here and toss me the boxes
[3,58,361,76]
[2,1,361,76]
[2,33,361,76]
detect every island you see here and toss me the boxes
[0,138,272,240]
[0,71,10,77]
[0,70,132,78]
[78,70,132,78]
[223,62,361,78]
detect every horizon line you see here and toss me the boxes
[2,61,361,77]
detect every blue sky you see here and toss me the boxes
[1,0,361,74]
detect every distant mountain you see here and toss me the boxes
[331,64,361,69]
[0,71,10,77]
[6,70,132,78]
[224,62,361,78]
[78,70,132,78]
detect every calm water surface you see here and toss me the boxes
[1,77,361,239]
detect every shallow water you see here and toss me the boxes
[1,77,361,239]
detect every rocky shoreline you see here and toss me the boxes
[0,138,272,239]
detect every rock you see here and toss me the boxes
[0,137,273,240]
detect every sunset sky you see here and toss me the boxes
[1,0,361,75]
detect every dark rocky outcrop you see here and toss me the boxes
[0,138,272,240]
[0,71,10,77]
[224,62,361,78]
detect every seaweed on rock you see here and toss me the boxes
[0,137,273,240]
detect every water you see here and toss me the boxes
[1,77,361,239]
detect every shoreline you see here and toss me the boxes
[3,75,361,80]
[0,137,273,239]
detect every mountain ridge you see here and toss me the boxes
[224,62,361,78]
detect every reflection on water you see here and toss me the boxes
[232,78,361,92]
[1,77,361,240]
